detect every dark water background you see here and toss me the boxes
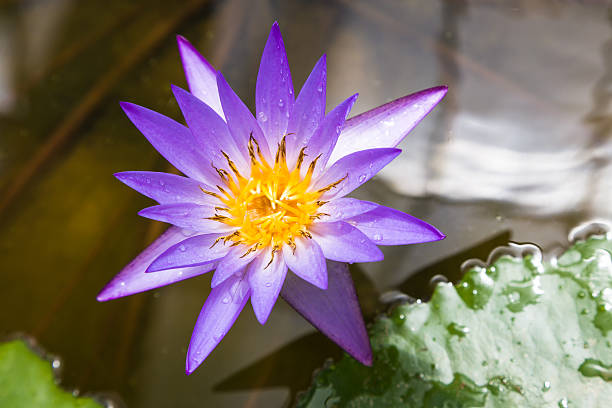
[1,0,611,406]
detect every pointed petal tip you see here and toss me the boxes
[185,360,197,375]
[359,350,374,366]
[118,101,131,111]
[96,291,110,302]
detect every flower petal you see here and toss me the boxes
[247,248,288,324]
[310,222,383,263]
[211,246,262,288]
[172,85,249,173]
[281,260,372,365]
[138,203,235,233]
[147,233,231,272]
[114,171,214,205]
[97,227,215,301]
[317,198,378,222]
[176,35,224,119]
[119,102,214,183]
[217,73,273,163]
[286,54,326,167]
[347,205,445,245]
[186,273,250,374]
[313,148,401,200]
[307,93,358,178]
[255,21,294,146]
[282,237,327,290]
[329,86,447,164]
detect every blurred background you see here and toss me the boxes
[1,0,611,406]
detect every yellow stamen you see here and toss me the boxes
[200,133,345,250]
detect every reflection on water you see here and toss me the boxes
[1,1,611,407]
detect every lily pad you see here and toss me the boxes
[0,340,103,408]
[297,235,612,407]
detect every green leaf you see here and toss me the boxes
[297,236,612,407]
[0,340,103,408]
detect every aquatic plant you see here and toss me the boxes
[97,22,446,374]
[298,229,612,407]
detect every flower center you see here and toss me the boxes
[201,135,344,258]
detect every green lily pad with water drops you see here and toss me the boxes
[297,235,612,407]
[0,340,103,408]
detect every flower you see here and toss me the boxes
[97,22,447,375]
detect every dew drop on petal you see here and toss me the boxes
[221,295,231,304]
[358,174,367,183]
[179,244,186,252]
[265,282,272,287]
[257,111,268,122]
[278,99,285,108]
[373,233,383,242]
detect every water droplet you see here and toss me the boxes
[558,398,569,408]
[317,84,323,92]
[358,174,367,183]
[179,244,186,252]
[379,290,416,305]
[213,332,224,341]
[594,288,612,334]
[373,233,383,242]
[557,249,582,267]
[503,276,544,313]
[52,359,61,369]
[120,281,126,287]
[447,322,470,337]
[429,274,448,288]
[265,282,272,287]
[145,178,151,184]
[278,99,285,108]
[456,267,495,309]
[542,381,551,392]
[257,111,268,122]
[222,295,231,304]
[578,358,612,381]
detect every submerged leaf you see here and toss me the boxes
[0,340,103,408]
[298,236,612,407]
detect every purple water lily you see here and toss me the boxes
[97,22,447,374]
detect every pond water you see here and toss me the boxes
[1,0,611,406]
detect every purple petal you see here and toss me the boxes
[281,260,372,365]
[176,35,224,119]
[211,246,261,288]
[310,222,383,263]
[119,102,214,183]
[172,85,250,174]
[247,248,288,324]
[97,227,215,301]
[186,273,250,374]
[312,148,401,200]
[138,203,235,233]
[286,55,326,167]
[329,86,447,164]
[147,233,231,272]
[114,171,215,205]
[317,198,378,222]
[347,205,445,245]
[306,94,358,178]
[281,237,327,290]
[255,22,294,146]
[217,73,273,163]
